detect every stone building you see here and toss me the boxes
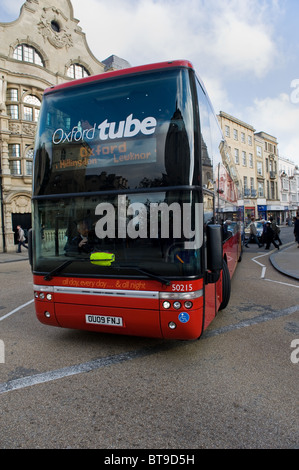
[218,112,282,224]
[278,156,298,223]
[254,131,280,221]
[0,0,130,252]
[218,111,257,221]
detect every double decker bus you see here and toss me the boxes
[30,60,241,340]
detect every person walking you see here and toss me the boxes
[294,214,299,248]
[245,217,263,248]
[269,216,282,246]
[16,225,28,253]
[264,221,279,250]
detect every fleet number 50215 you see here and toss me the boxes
[172,284,193,292]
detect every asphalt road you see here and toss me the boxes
[0,233,298,450]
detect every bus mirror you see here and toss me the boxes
[206,224,223,282]
[28,228,33,268]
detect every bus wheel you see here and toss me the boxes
[219,261,231,310]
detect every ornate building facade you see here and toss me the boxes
[0,0,129,252]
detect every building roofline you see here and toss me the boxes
[219,111,255,132]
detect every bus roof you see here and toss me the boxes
[44,60,194,95]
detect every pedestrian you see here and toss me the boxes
[264,222,279,250]
[269,216,282,246]
[16,225,28,253]
[294,214,299,248]
[245,217,263,248]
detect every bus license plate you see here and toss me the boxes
[85,314,123,327]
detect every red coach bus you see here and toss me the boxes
[30,60,241,340]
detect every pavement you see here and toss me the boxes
[1,240,298,281]
[269,242,299,281]
[0,250,29,264]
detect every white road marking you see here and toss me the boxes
[0,304,298,395]
[0,299,34,322]
[264,278,299,288]
[251,243,298,286]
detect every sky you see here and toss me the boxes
[1,0,299,165]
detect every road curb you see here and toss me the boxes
[270,242,299,281]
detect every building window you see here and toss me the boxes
[24,95,41,106]
[282,178,289,190]
[233,129,238,140]
[234,148,239,164]
[25,147,34,159]
[13,44,44,67]
[225,125,230,137]
[257,161,263,176]
[256,145,262,157]
[24,147,34,175]
[23,94,41,122]
[67,64,90,79]
[9,144,21,158]
[9,160,22,175]
[7,104,19,119]
[24,106,33,121]
[8,144,21,175]
[248,135,252,146]
[6,88,18,101]
[242,151,247,166]
[26,160,33,176]
[270,181,275,199]
[281,193,288,202]
[51,20,60,33]
[258,181,264,197]
[241,132,245,143]
[249,153,253,168]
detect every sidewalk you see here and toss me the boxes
[269,242,299,281]
[0,251,29,263]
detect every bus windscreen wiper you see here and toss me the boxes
[116,265,171,286]
[44,258,89,281]
[44,259,170,286]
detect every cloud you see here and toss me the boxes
[209,9,276,78]
[72,0,278,79]
[71,0,282,127]
[245,92,299,163]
